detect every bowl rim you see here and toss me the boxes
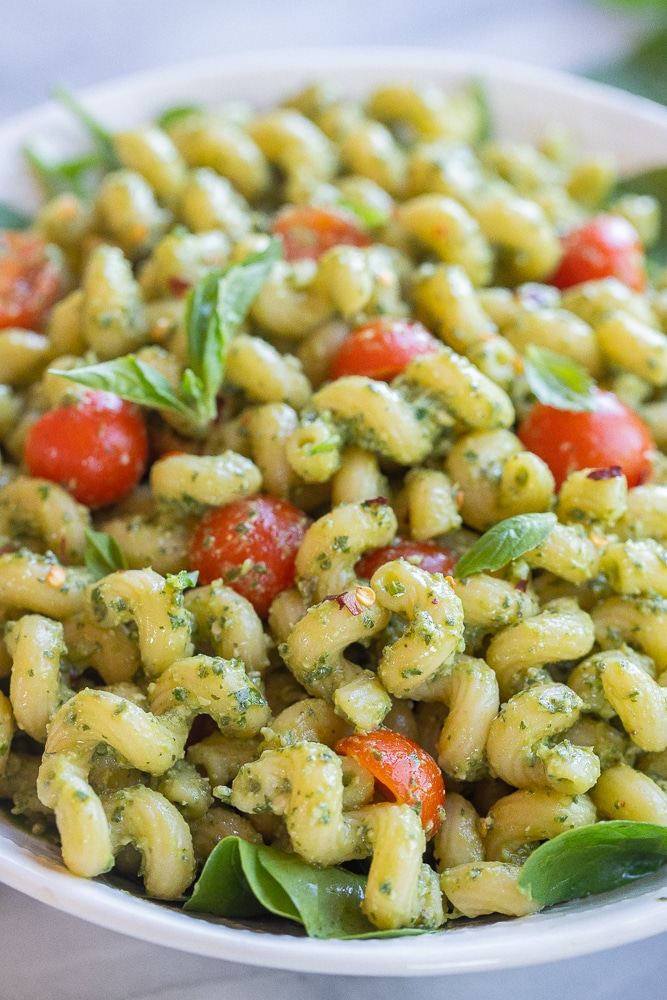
[2,44,667,977]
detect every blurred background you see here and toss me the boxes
[2,0,666,120]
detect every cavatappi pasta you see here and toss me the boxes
[1,73,667,934]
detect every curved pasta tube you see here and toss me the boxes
[310,375,436,465]
[81,243,148,358]
[230,741,441,930]
[101,512,195,577]
[225,334,312,410]
[94,170,170,260]
[244,402,300,500]
[178,168,253,238]
[101,785,195,898]
[250,259,334,339]
[441,862,539,918]
[411,654,499,781]
[5,615,71,742]
[0,476,91,564]
[331,446,388,508]
[85,568,194,677]
[591,595,667,671]
[150,451,262,514]
[280,593,392,731]
[556,468,628,529]
[596,650,667,751]
[295,498,397,604]
[486,682,600,794]
[400,348,515,431]
[616,485,667,544]
[167,116,271,203]
[63,613,142,686]
[396,194,491,286]
[432,791,484,870]
[591,763,667,824]
[367,82,482,142]
[454,574,539,643]
[395,468,461,541]
[285,413,343,484]
[114,125,187,208]
[248,109,337,183]
[263,697,351,752]
[523,522,602,585]
[314,244,405,321]
[485,598,596,700]
[185,582,269,671]
[600,539,667,599]
[483,788,597,862]
[370,559,465,699]
[339,120,406,197]
[0,551,91,620]
[0,692,13,778]
[138,230,230,302]
[446,429,555,533]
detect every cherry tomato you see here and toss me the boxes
[25,390,149,508]
[517,387,654,490]
[356,539,458,580]
[336,728,445,837]
[0,230,65,330]
[549,214,646,292]
[270,205,372,262]
[332,318,441,382]
[189,495,310,617]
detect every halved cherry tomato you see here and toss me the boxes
[189,495,310,617]
[25,390,149,508]
[270,205,372,262]
[356,539,458,580]
[0,230,65,330]
[332,318,441,382]
[517,387,654,490]
[548,214,646,292]
[336,728,445,837]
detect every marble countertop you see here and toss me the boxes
[3,1,667,997]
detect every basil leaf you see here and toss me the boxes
[84,529,128,581]
[519,820,667,907]
[523,344,596,412]
[186,836,424,938]
[49,355,195,419]
[614,166,667,268]
[184,238,282,420]
[156,105,201,131]
[454,512,557,578]
[53,85,118,169]
[468,77,493,142]
[0,202,32,230]
[24,146,108,199]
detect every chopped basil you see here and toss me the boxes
[0,202,33,230]
[50,239,281,432]
[84,529,128,581]
[523,344,597,412]
[52,85,118,169]
[519,820,667,907]
[185,836,423,938]
[454,512,557,578]
[165,570,199,592]
[155,104,202,131]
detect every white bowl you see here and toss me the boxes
[3,46,667,977]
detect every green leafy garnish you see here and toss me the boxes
[23,85,119,199]
[185,836,423,938]
[84,529,128,581]
[0,202,32,230]
[519,820,667,907]
[468,77,493,142]
[454,512,557,578]
[335,196,389,229]
[585,26,667,108]
[51,239,281,432]
[156,104,202,131]
[165,570,199,592]
[523,344,597,412]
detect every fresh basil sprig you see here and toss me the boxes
[454,512,557,578]
[519,820,667,907]
[50,239,281,433]
[523,344,597,412]
[84,528,128,581]
[0,202,32,230]
[185,836,423,938]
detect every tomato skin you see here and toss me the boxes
[189,495,310,617]
[332,318,441,382]
[0,230,65,330]
[549,214,646,292]
[356,539,458,580]
[25,391,148,508]
[517,388,654,490]
[335,729,445,837]
[270,205,372,262]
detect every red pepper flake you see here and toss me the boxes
[515,578,529,592]
[587,466,622,480]
[324,591,363,615]
[167,276,193,297]
[363,496,389,507]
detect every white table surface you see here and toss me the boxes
[3,1,667,997]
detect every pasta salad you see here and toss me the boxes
[1,74,667,938]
